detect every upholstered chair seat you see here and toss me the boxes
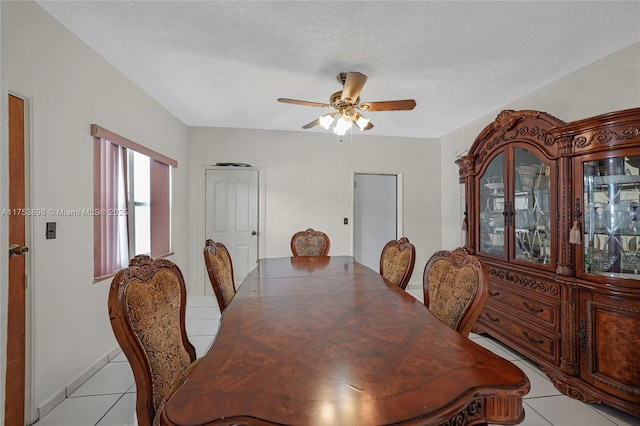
[379,237,416,290]
[290,228,330,256]
[108,255,199,426]
[204,239,237,313]
[422,247,489,337]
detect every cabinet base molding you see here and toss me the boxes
[542,366,640,417]
[542,366,603,404]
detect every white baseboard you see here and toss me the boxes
[406,281,421,291]
[65,354,109,397]
[108,346,122,362]
[37,346,119,420]
[36,388,65,420]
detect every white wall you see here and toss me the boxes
[7,2,188,416]
[186,128,440,296]
[440,42,640,249]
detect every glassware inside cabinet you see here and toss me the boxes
[479,152,505,255]
[583,156,640,278]
[514,148,551,265]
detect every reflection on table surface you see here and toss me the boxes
[160,256,529,426]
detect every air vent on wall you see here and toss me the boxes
[215,163,252,167]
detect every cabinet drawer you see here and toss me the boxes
[488,283,559,330]
[484,263,561,301]
[480,306,560,364]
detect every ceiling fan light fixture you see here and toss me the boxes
[278,71,415,136]
[319,113,336,129]
[333,116,352,136]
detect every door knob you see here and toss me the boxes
[251,231,257,236]
[8,244,29,257]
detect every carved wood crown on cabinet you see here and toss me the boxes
[459,108,640,418]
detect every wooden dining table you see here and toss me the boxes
[160,256,530,426]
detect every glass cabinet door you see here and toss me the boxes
[583,155,640,278]
[478,147,554,266]
[479,152,505,256]
[513,148,552,265]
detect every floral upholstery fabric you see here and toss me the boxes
[125,269,193,414]
[293,235,328,256]
[426,259,478,331]
[291,229,330,256]
[152,358,201,426]
[381,246,412,287]
[206,248,235,306]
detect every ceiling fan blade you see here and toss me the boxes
[302,118,320,129]
[278,98,331,108]
[360,100,416,112]
[341,72,368,103]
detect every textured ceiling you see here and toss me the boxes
[36,1,640,139]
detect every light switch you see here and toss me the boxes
[46,222,56,239]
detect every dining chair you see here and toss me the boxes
[290,228,330,256]
[107,255,200,426]
[422,247,489,337]
[203,239,236,313]
[379,237,416,290]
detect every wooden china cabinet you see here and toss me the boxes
[457,108,640,417]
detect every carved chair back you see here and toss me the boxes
[108,255,198,426]
[203,239,237,313]
[379,237,416,290]
[422,247,489,337]
[290,228,330,256]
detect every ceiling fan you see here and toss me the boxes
[277,72,416,136]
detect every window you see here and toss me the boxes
[129,151,151,256]
[92,125,177,280]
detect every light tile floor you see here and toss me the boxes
[32,292,639,426]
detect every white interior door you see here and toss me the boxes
[353,173,398,271]
[205,168,258,293]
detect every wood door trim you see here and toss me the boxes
[5,94,27,426]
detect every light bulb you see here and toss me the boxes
[354,114,370,131]
[333,117,352,136]
[319,113,335,129]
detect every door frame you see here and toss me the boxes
[351,171,404,262]
[5,91,36,425]
[196,165,265,296]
